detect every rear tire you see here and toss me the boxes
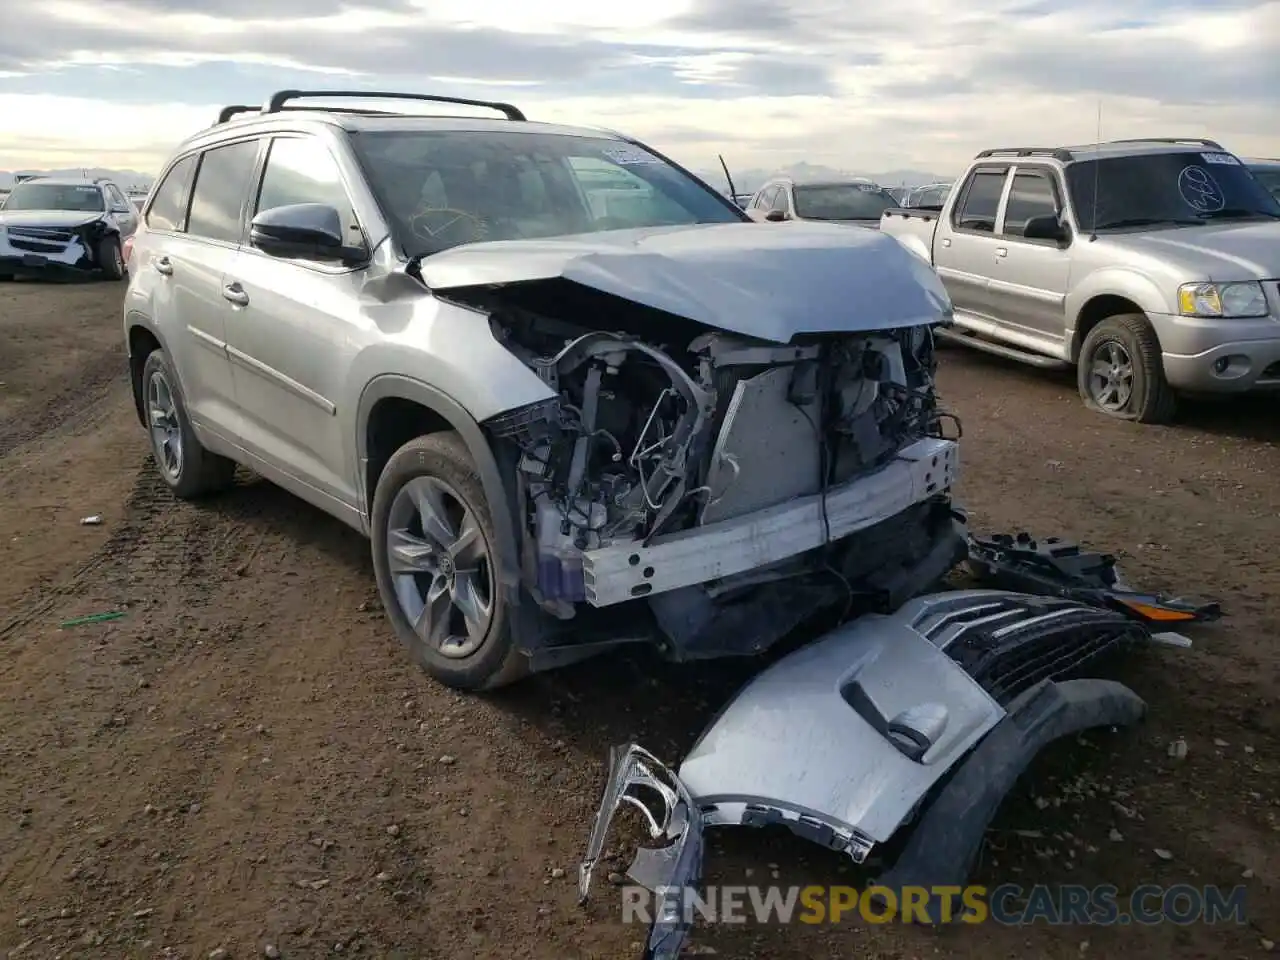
[371,432,529,691]
[1077,314,1176,423]
[97,235,125,281]
[141,350,236,498]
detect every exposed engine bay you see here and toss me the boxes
[460,280,965,660]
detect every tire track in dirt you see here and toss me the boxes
[0,344,127,460]
[0,458,166,643]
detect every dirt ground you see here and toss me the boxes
[1,279,1277,960]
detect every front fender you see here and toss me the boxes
[1065,268,1174,349]
[354,374,525,596]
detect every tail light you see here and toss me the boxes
[122,235,135,266]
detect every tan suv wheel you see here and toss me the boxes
[370,431,529,691]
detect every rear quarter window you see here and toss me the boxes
[146,155,197,232]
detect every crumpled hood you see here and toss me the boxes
[417,221,951,342]
[1107,220,1280,279]
[0,209,104,229]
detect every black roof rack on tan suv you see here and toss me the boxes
[215,91,528,126]
[264,89,526,122]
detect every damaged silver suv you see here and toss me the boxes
[123,89,962,690]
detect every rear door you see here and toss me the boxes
[222,133,371,508]
[932,166,1011,323]
[163,138,263,433]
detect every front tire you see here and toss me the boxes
[141,350,236,498]
[371,432,528,691]
[1077,314,1176,423]
[97,235,125,281]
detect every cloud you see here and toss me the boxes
[0,0,1277,175]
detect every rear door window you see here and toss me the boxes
[953,169,1008,233]
[186,140,261,244]
[145,155,197,232]
[1001,171,1060,238]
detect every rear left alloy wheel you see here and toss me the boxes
[370,431,529,691]
[141,350,236,498]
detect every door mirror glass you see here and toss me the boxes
[250,202,362,261]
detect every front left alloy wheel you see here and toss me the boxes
[370,431,528,691]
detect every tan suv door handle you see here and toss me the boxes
[222,282,249,306]
[154,256,173,276]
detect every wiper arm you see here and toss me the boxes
[1093,217,1205,229]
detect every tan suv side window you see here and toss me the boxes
[254,136,362,244]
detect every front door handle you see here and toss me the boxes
[995,247,1008,258]
[222,282,250,306]
[154,256,173,276]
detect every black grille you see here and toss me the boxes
[912,593,1146,705]
[9,226,75,243]
[7,226,75,254]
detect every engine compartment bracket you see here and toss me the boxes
[581,436,958,607]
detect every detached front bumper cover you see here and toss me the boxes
[580,588,1156,959]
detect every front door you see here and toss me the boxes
[222,134,370,509]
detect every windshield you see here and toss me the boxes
[1065,151,1280,231]
[1,182,105,213]
[792,183,897,220]
[1250,166,1280,203]
[351,130,745,256]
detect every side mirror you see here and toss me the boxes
[764,209,787,222]
[1023,214,1069,244]
[250,203,364,262]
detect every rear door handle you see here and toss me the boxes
[996,247,1008,258]
[154,256,173,276]
[222,282,249,306]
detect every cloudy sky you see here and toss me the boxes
[1,0,1278,176]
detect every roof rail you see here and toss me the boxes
[217,104,259,124]
[262,89,526,122]
[1103,137,1224,149]
[974,147,1074,163]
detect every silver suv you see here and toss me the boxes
[880,139,1280,422]
[123,90,961,691]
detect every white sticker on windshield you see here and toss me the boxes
[1201,152,1240,165]
[601,145,662,165]
[1178,165,1226,213]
